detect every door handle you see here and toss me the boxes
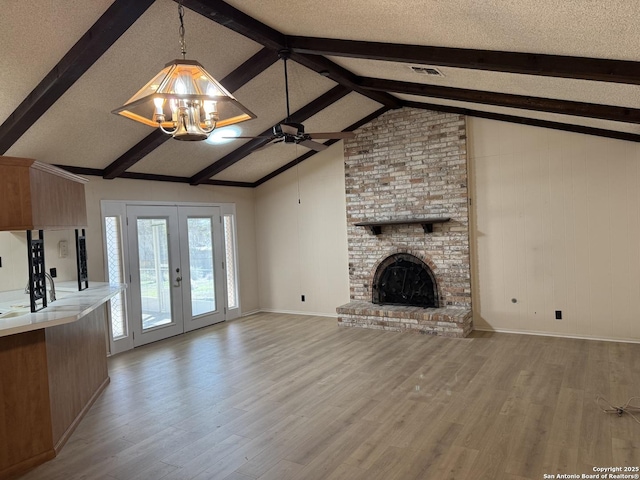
[174,276,182,287]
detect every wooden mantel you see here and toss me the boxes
[354,217,451,235]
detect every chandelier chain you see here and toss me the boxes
[113,0,256,140]
[178,0,186,59]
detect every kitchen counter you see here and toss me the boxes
[0,281,124,337]
[0,281,124,479]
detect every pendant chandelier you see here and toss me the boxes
[112,1,256,141]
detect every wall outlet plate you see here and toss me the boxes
[58,240,68,258]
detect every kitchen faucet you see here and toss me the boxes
[24,273,57,302]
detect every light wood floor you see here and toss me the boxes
[18,313,640,480]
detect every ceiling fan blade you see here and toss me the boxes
[253,139,279,151]
[299,139,328,151]
[253,144,271,152]
[220,135,273,139]
[308,131,356,139]
[280,124,298,135]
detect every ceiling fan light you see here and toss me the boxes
[206,125,241,145]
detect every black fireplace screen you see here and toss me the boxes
[372,254,438,308]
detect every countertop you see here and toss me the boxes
[0,281,125,337]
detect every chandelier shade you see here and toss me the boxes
[112,59,256,141]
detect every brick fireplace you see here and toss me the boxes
[336,108,473,337]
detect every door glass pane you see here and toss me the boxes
[223,214,238,309]
[105,216,126,339]
[137,218,172,330]
[187,218,216,316]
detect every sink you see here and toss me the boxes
[0,310,29,319]
[0,288,81,321]
[56,286,81,293]
[0,305,30,319]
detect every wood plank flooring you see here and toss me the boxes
[16,313,640,480]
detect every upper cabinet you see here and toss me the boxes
[0,156,88,231]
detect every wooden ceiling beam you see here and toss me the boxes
[180,0,400,108]
[0,0,156,155]
[359,77,640,124]
[60,107,392,187]
[403,100,640,144]
[253,106,391,187]
[118,172,253,187]
[288,36,640,85]
[219,48,281,92]
[288,53,400,108]
[189,85,351,185]
[180,0,286,51]
[102,47,279,179]
[56,164,253,187]
[102,130,169,179]
[284,85,350,124]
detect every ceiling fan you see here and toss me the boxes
[229,50,355,152]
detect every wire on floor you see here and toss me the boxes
[596,395,640,425]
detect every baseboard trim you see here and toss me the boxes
[241,309,261,317]
[258,309,339,319]
[0,449,56,480]
[54,376,111,454]
[473,327,640,344]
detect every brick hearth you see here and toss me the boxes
[337,301,473,337]
[337,108,473,337]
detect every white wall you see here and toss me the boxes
[83,176,260,314]
[0,176,259,314]
[255,142,350,316]
[8,114,640,342]
[469,117,640,342]
[0,230,78,291]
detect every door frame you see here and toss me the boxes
[100,200,241,354]
[127,205,185,347]
[177,205,225,332]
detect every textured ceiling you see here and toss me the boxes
[396,94,640,136]
[1,0,640,185]
[224,0,640,60]
[213,93,382,183]
[327,57,640,109]
[0,0,113,122]
[128,61,337,176]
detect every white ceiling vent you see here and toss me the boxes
[409,65,445,77]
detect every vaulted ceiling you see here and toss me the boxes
[2,0,639,188]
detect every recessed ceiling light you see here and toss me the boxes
[205,125,242,145]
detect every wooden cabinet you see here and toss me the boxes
[0,306,110,479]
[0,156,87,231]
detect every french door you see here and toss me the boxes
[126,205,225,347]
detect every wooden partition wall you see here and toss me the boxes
[0,306,109,479]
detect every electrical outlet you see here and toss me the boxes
[0,256,2,267]
[555,310,562,320]
[50,268,57,278]
[301,295,305,302]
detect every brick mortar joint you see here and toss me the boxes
[342,108,472,330]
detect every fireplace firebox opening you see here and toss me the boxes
[372,253,438,308]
